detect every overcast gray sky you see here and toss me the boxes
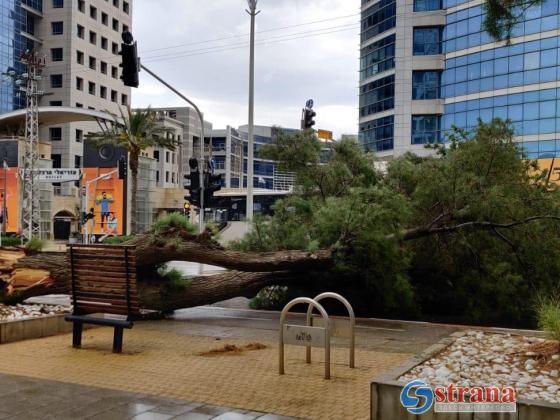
[132,0,360,137]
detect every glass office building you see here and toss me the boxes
[0,0,42,113]
[359,0,560,159]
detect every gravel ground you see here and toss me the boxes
[399,330,560,404]
[0,303,69,321]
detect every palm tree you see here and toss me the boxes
[87,106,177,234]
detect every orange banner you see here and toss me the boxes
[82,168,125,236]
[0,168,20,234]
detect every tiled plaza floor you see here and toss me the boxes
[0,322,412,419]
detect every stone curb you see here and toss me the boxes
[370,330,560,420]
[0,314,74,344]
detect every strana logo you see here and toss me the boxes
[400,380,433,415]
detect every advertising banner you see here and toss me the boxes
[0,168,20,234]
[82,168,125,237]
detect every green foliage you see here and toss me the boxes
[536,293,560,341]
[102,235,135,244]
[0,236,19,247]
[249,286,289,310]
[233,121,560,326]
[164,268,192,290]
[152,213,197,235]
[483,0,543,41]
[25,238,44,252]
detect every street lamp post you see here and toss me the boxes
[246,0,260,227]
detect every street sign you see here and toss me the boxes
[19,168,81,182]
[283,325,326,348]
[317,129,333,140]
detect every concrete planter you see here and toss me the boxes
[370,334,560,420]
[0,314,73,344]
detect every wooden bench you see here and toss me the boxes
[65,244,139,353]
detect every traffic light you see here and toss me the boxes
[204,173,222,208]
[184,158,201,207]
[302,107,316,130]
[119,31,139,88]
[118,156,127,179]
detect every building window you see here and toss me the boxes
[77,24,84,38]
[50,74,63,88]
[153,150,160,161]
[413,27,442,55]
[102,12,108,25]
[165,171,169,183]
[165,151,170,163]
[50,101,62,106]
[412,115,442,144]
[89,5,97,19]
[156,171,160,183]
[76,50,84,64]
[121,94,128,106]
[172,173,175,184]
[359,74,395,117]
[51,48,63,62]
[361,0,396,43]
[123,24,129,33]
[112,42,119,55]
[78,0,84,12]
[50,127,62,141]
[89,56,96,70]
[101,37,108,50]
[76,102,83,108]
[88,82,96,95]
[359,115,394,152]
[112,18,119,31]
[52,0,63,8]
[413,0,441,12]
[74,155,82,168]
[111,66,118,78]
[113,0,119,7]
[100,61,108,74]
[51,154,62,168]
[360,34,395,81]
[412,71,441,99]
[51,21,63,35]
[89,31,97,45]
[100,86,107,98]
[123,1,129,14]
[111,90,117,102]
[76,129,83,143]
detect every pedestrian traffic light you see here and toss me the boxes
[302,107,316,130]
[184,158,201,207]
[119,31,139,88]
[118,156,127,179]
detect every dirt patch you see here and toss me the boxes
[197,342,267,357]
[525,340,560,371]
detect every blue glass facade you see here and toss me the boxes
[360,0,560,157]
[0,0,41,113]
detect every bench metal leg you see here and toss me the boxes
[113,327,124,353]
[72,322,83,348]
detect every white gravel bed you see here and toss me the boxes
[399,330,560,405]
[0,303,70,321]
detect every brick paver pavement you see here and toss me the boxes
[0,323,412,419]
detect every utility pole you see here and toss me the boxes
[246,0,260,226]
[4,51,45,242]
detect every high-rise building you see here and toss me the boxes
[359,0,560,160]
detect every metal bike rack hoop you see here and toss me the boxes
[279,297,331,379]
[306,292,355,368]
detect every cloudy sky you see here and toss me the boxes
[132,0,360,137]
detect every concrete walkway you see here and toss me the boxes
[0,373,296,419]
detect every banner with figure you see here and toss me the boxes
[0,168,19,234]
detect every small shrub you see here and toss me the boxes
[102,235,135,244]
[249,286,289,310]
[537,294,560,341]
[163,267,191,290]
[0,236,20,247]
[153,213,196,235]
[25,238,45,252]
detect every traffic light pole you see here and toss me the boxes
[140,64,206,234]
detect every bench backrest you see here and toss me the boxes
[68,244,139,319]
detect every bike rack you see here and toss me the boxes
[279,297,331,379]
[306,292,355,368]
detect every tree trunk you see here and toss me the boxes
[128,151,139,235]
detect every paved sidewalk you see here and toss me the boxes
[0,373,296,419]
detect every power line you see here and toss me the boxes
[139,13,360,55]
